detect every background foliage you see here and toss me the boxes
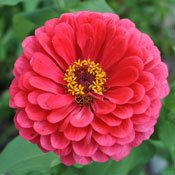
[0,0,175,175]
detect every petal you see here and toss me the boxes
[44,18,59,36]
[52,30,76,65]
[116,56,144,72]
[37,93,74,110]
[132,95,151,114]
[25,104,48,121]
[73,153,91,165]
[51,132,70,149]
[54,144,72,156]
[47,103,76,123]
[64,124,88,141]
[132,113,151,125]
[111,145,130,161]
[13,91,28,107]
[96,113,122,126]
[100,144,124,156]
[16,110,33,128]
[33,120,57,135]
[31,52,64,84]
[76,23,94,59]
[91,117,110,135]
[19,127,38,141]
[70,105,94,127]
[150,99,162,115]
[111,119,133,138]
[128,83,145,103]
[147,81,161,101]
[40,135,55,151]
[92,149,109,163]
[137,71,155,91]
[29,76,65,94]
[159,80,170,99]
[93,132,116,146]
[101,36,127,70]
[112,104,133,119]
[150,62,168,81]
[60,154,75,166]
[28,90,42,105]
[104,87,134,104]
[108,66,139,87]
[72,139,98,157]
[92,99,116,114]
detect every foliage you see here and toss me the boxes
[0,0,175,174]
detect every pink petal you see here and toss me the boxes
[116,56,144,72]
[13,91,28,107]
[52,30,76,65]
[137,71,155,91]
[93,132,116,146]
[111,119,133,138]
[111,145,130,161]
[100,143,124,156]
[76,23,94,59]
[108,66,139,87]
[118,19,135,29]
[115,129,135,145]
[92,149,109,163]
[146,81,161,101]
[91,117,110,135]
[70,105,94,127]
[60,154,75,166]
[28,90,42,105]
[51,132,70,149]
[40,135,55,151]
[128,83,145,103]
[19,127,38,141]
[132,113,151,125]
[64,124,88,141]
[159,80,170,99]
[54,144,72,156]
[150,99,162,115]
[29,76,64,94]
[31,52,64,84]
[73,153,91,165]
[9,78,19,98]
[92,99,116,114]
[96,113,122,126]
[25,104,48,121]
[37,93,74,110]
[16,110,33,128]
[72,139,98,157]
[104,87,134,104]
[132,95,151,114]
[44,18,59,36]
[33,120,57,135]
[112,104,133,119]
[150,63,168,81]
[101,36,127,70]
[47,103,76,123]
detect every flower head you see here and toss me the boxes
[9,11,169,165]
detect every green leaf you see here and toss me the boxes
[159,120,175,164]
[71,0,114,13]
[0,0,23,6]
[23,0,40,12]
[0,136,60,175]
[13,14,36,41]
[161,166,175,175]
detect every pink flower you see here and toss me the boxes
[9,11,169,165]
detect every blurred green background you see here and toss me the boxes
[0,0,175,175]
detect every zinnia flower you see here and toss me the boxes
[9,11,169,165]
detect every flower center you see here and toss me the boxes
[64,59,107,105]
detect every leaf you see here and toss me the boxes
[23,0,41,12]
[59,142,155,175]
[0,136,60,175]
[71,0,114,13]
[0,0,23,6]
[161,166,175,175]
[159,120,175,164]
[13,14,36,41]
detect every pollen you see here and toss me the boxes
[64,59,107,105]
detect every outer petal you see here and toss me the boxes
[92,149,109,163]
